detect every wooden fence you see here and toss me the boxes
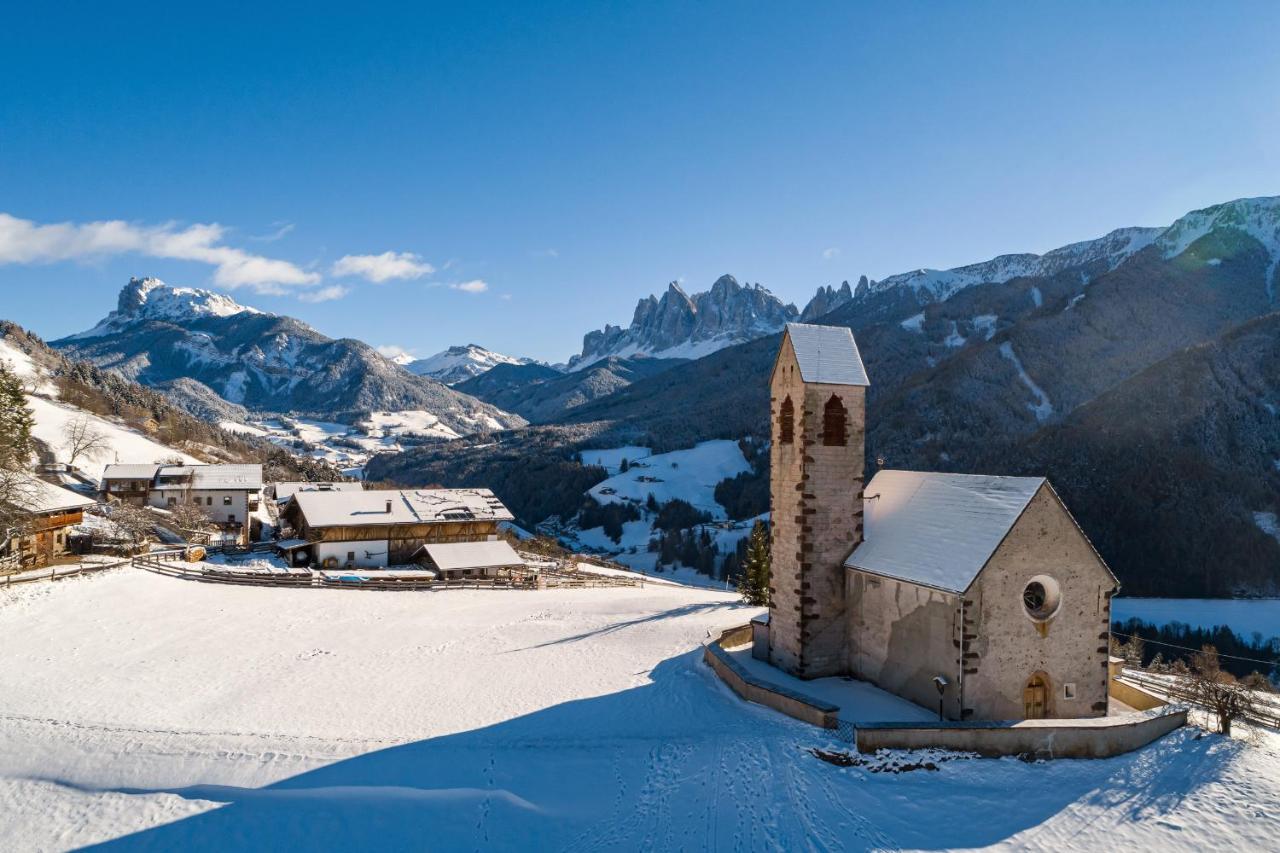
[130,551,639,592]
[2,558,129,587]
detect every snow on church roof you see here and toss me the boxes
[844,470,1044,593]
[784,323,869,386]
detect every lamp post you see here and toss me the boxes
[933,675,949,721]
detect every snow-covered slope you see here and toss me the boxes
[1,572,1275,850]
[26,394,200,479]
[402,344,532,385]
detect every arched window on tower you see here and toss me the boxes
[823,395,847,446]
[779,396,794,444]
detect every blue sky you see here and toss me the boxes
[2,1,1278,363]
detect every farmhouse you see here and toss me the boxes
[278,487,521,574]
[100,463,263,544]
[2,475,95,568]
[760,323,1118,721]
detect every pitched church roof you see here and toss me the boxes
[844,470,1044,593]
[784,323,869,386]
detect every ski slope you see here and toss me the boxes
[0,569,1276,851]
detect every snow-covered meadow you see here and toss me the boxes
[1,569,1277,851]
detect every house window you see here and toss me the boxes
[207,497,213,506]
[223,496,232,506]
[347,551,355,562]
[1063,683,1077,700]
[822,395,847,446]
[779,396,794,444]
[167,497,176,507]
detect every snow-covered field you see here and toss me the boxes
[1112,597,1280,643]
[2,569,1277,851]
[26,395,200,480]
[587,440,751,518]
[233,412,462,477]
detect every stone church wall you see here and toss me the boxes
[846,572,961,718]
[963,486,1114,720]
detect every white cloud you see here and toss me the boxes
[332,251,434,283]
[297,285,349,303]
[822,247,841,260]
[0,212,319,291]
[376,344,415,360]
[533,248,559,258]
[449,279,488,294]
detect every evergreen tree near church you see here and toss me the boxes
[737,520,771,606]
[0,364,34,469]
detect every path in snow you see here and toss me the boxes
[0,570,1276,851]
[999,341,1054,422]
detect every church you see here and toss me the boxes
[760,322,1118,721]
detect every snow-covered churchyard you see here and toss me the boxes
[1,569,1278,851]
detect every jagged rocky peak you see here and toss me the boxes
[799,279,860,321]
[119,276,260,320]
[570,274,798,370]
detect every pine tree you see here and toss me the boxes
[737,520,771,606]
[0,364,34,470]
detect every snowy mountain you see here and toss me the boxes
[569,275,799,370]
[51,279,526,435]
[401,344,533,385]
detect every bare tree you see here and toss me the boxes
[171,501,215,544]
[0,467,39,563]
[62,415,111,468]
[102,502,157,552]
[1188,645,1260,736]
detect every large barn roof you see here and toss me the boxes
[4,474,96,514]
[784,323,869,386]
[422,540,525,572]
[292,488,513,528]
[844,470,1044,593]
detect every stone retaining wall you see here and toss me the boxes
[704,625,838,730]
[855,706,1187,758]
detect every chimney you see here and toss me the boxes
[385,499,393,514]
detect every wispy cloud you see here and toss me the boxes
[822,247,841,260]
[332,251,434,283]
[449,279,489,294]
[0,213,319,292]
[533,248,559,259]
[249,222,295,242]
[297,284,349,303]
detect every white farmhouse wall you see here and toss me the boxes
[317,540,390,569]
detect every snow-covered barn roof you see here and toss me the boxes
[273,481,363,501]
[292,488,514,528]
[421,540,526,572]
[101,464,162,480]
[4,474,96,514]
[844,470,1044,593]
[784,323,869,386]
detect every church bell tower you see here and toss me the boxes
[768,323,869,679]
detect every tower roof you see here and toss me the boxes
[784,323,869,386]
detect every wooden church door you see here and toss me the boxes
[1024,674,1048,719]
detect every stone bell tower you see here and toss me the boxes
[768,323,868,679]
